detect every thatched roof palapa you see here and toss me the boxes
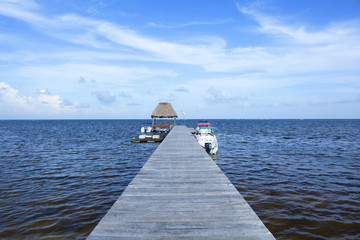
[151,102,178,118]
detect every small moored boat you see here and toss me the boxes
[195,121,218,155]
[132,102,177,143]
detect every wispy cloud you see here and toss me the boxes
[0,0,45,27]
[234,1,360,79]
[118,10,137,18]
[3,0,359,76]
[206,86,247,103]
[92,90,117,104]
[1,1,359,118]
[0,0,275,73]
[236,2,360,45]
[175,86,189,93]
[309,95,360,106]
[148,19,231,29]
[159,93,175,102]
[13,63,178,93]
[87,6,99,16]
[118,91,132,99]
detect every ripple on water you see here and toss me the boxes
[1,119,359,239]
[213,119,360,240]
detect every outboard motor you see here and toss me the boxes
[205,143,211,153]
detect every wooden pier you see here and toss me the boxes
[87,125,275,239]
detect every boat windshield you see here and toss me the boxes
[196,126,218,134]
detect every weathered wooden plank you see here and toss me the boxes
[87,125,275,240]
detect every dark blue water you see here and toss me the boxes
[0,120,359,239]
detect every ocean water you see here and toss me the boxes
[0,119,359,239]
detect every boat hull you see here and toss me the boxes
[195,134,218,155]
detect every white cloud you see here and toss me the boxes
[206,86,247,103]
[237,3,360,45]
[175,86,189,93]
[2,0,359,75]
[0,0,42,24]
[95,22,229,69]
[92,90,116,104]
[159,93,175,102]
[87,6,99,16]
[37,89,63,107]
[0,81,27,108]
[0,1,267,72]
[309,94,360,106]
[118,91,132,99]
[235,2,360,75]
[147,19,231,29]
[0,81,82,118]
[14,63,178,89]
[78,77,86,83]
[1,1,359,118]
[5,0,38,9]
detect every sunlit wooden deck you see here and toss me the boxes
[87,125,275,239]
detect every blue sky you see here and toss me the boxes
[0,0,359,119]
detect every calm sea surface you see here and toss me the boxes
[0,119,359,239]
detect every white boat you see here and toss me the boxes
[195,122,218,155]
[141,126,152,133]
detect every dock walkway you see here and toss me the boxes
[87,125,275,239]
